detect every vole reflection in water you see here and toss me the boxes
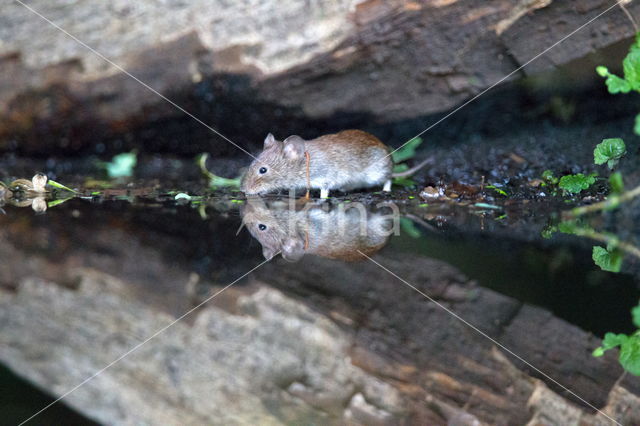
[240,198,400,262]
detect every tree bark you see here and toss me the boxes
[0,0,638,154]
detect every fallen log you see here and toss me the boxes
[0,0,637,154]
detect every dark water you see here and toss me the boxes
[0,364,98,426]
[1,193,639,424]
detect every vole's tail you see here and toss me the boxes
[391,157,433,178]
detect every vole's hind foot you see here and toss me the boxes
[383,180,392,192]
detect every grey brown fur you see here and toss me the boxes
[242,130,427,197]
[241,199,393,262]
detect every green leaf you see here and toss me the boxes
[210,175,241,188]
[473,203,501,210]
[393,164,409,174]
[541,225,557,239]
[609,172,624,194]
[400,217,421,238]
[635,114,640,136]
[619,335,640,376]
[541,170,558,184]
[392,164,416,186]
[392,137,423,164]
[623,45,640,90]
[486,185,507,196]
[105,152,137,178]
[47,197,73,208]
[197,153,241,188]
[592,245,623,273]
[596,66,609,78]
[392,176,417,187]
[594,138,626,169]
[47,179,78,193]
[602,332,629,350]
[558,173,597,194]
[557,220,579,235]
[632,302,640,329]
[604,73,632,94]
[593,333,628,357]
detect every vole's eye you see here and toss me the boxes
[258,224,267,231]
[259,167,267,174]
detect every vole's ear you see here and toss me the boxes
[262,245,279,261]
[282,237,305,262]
[283,135,306,160]
[264,133,277,149]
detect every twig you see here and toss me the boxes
[568,226,640,260]
[613,370,628,390]
[567,184,640,217]
[404,213,437,232]
[619,1,639,33]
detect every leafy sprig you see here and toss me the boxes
[594,138,626,169]
[558,173,597,194]
[597,34,640,136]
[593,300,640,376]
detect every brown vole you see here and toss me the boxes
[241,130,431,198]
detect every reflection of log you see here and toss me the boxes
[1,0,638,154]
[261,254,640,424]
[0,203,639,424]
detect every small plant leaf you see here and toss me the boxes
[393,164,409,174]
[632,302,640,329]
[635,113,640,136]
[392,137,423,164]
[47,179,78,193]
[558,173,596,194]
[541,224,557,239]
[603,332,628,351]
[593,331,640,376]
[593,333,627,357]
[485,185,507,196]
[609,172,624,194]
[400,217,421,238]
[623,45,640,90]
[557,220,579,235]
[604,73,632,94]
[596,66,609,78]
[619,335,640,376]
[210,175,241,188]
[197,153,241,188]
[473,203,501,210]
[105,152,137,178]
[47,197,73,208]
[594,138,626,169]
[541,170,558,184]
[592,246,623,273]
[392,176,417,187]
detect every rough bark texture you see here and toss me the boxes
[1,201,639,425]
[0,0,638,154]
